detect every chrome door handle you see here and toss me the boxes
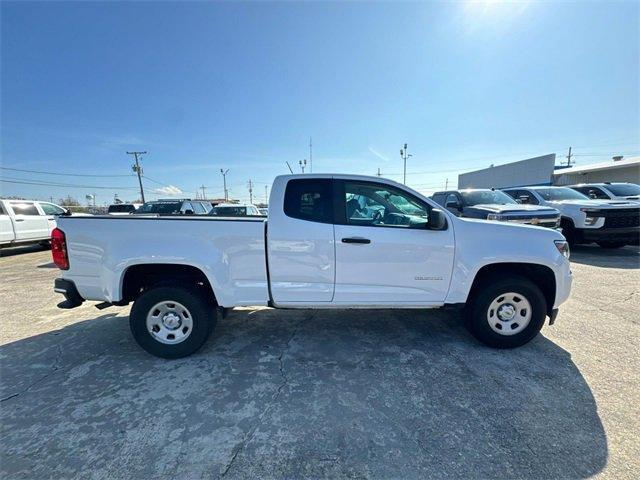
[341,237,371,244]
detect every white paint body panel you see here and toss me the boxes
[0,199,55,245]
[56,174,572,313]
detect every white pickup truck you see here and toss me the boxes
[52,174,572,358]
[1,199,68,248]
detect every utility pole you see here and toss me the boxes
[220,169,229,201]
[445,178,449,190]
[299,159,307,173]
[309,137,313,173]
[265,185,269,204]
[200,185,207,200]
[377,168,381,177]
[247,179,254,204]
[127,151,147,203]
[399,143,411,185]
[566,147,573,166]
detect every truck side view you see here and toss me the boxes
[52,174,573,358]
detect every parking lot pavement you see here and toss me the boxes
[0,246,638,479]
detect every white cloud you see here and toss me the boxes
[153,185,182,196]
[368,147,389,162]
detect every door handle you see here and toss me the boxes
[341,237,371,244]
[15,218,25,222]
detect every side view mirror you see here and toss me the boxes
[429,209,447,230]
[184,209,194,215]
[445,200,461,210]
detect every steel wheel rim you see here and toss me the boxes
[146,300,193,345]
[486,292,532,336]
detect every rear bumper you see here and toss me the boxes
[54,278,85,309]
[580,226,640,243]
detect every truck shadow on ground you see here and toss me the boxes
[570,244,639,269]
[1,308,607,479]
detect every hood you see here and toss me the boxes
[467,204,558,214]
[547,199,639,208]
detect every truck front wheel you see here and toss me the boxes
[129,286,216,359]
[466,276,546,349]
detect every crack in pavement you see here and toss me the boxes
[1,343,63,403]
[220,312,312,478]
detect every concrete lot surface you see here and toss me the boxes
[1,244,639,479]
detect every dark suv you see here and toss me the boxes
[431,189,561,229]
[134,199,212,215]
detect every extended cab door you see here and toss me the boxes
[6,201,49,241]
[267,177,336,304]
[333,180,454,305]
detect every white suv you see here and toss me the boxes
[569,183,640,201]
[503,186,640,248]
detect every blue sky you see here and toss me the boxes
[1,1,638,205]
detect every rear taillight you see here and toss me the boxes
[51,228,69,270]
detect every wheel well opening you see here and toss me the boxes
[469,263,556,314]
[121,264,215,304]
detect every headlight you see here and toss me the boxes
[554,240,570,259]
[581,208,601,226]
[487,213,504,221]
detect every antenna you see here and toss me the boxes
[285,161,294,174]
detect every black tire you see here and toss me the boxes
[560,219,576,246]
[596,241,626,249]
[129,286,216,359]
[466,275,547,349]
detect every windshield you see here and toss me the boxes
[605,184,640,196]
[136,202,182,214]
[108,204,135,213]
[212,206,247,216]
[460,190,517,206]
[536,188,589,201]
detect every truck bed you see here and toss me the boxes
[57,215,269,307]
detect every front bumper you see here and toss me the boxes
[580,226,640,243]
[54,278,84,309]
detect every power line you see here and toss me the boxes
[0,166,133,177]
[0,177,139,190]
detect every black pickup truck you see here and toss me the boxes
[431,189,561,229]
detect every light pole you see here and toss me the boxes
[220,169,229,201]
[399,143,411,185]
[299,159,307,173]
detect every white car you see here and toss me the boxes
[210,203,262,216]
[1,199,68,248]
[503,186,640,248]
[51,174,572,358]
[568,183,640,201]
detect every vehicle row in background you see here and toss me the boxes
[431,189,561,229]
[1,199,70,248]
[107,199,266,217]
[502,186,639,248]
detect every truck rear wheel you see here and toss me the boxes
[466,276,546,349]
[129,286,216,359]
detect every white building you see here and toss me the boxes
[458,154,639,189]
[553,156,640,185]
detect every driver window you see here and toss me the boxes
[344,182,429,228]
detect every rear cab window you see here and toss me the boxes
[283,179,333,223]
[9,202,40,215]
